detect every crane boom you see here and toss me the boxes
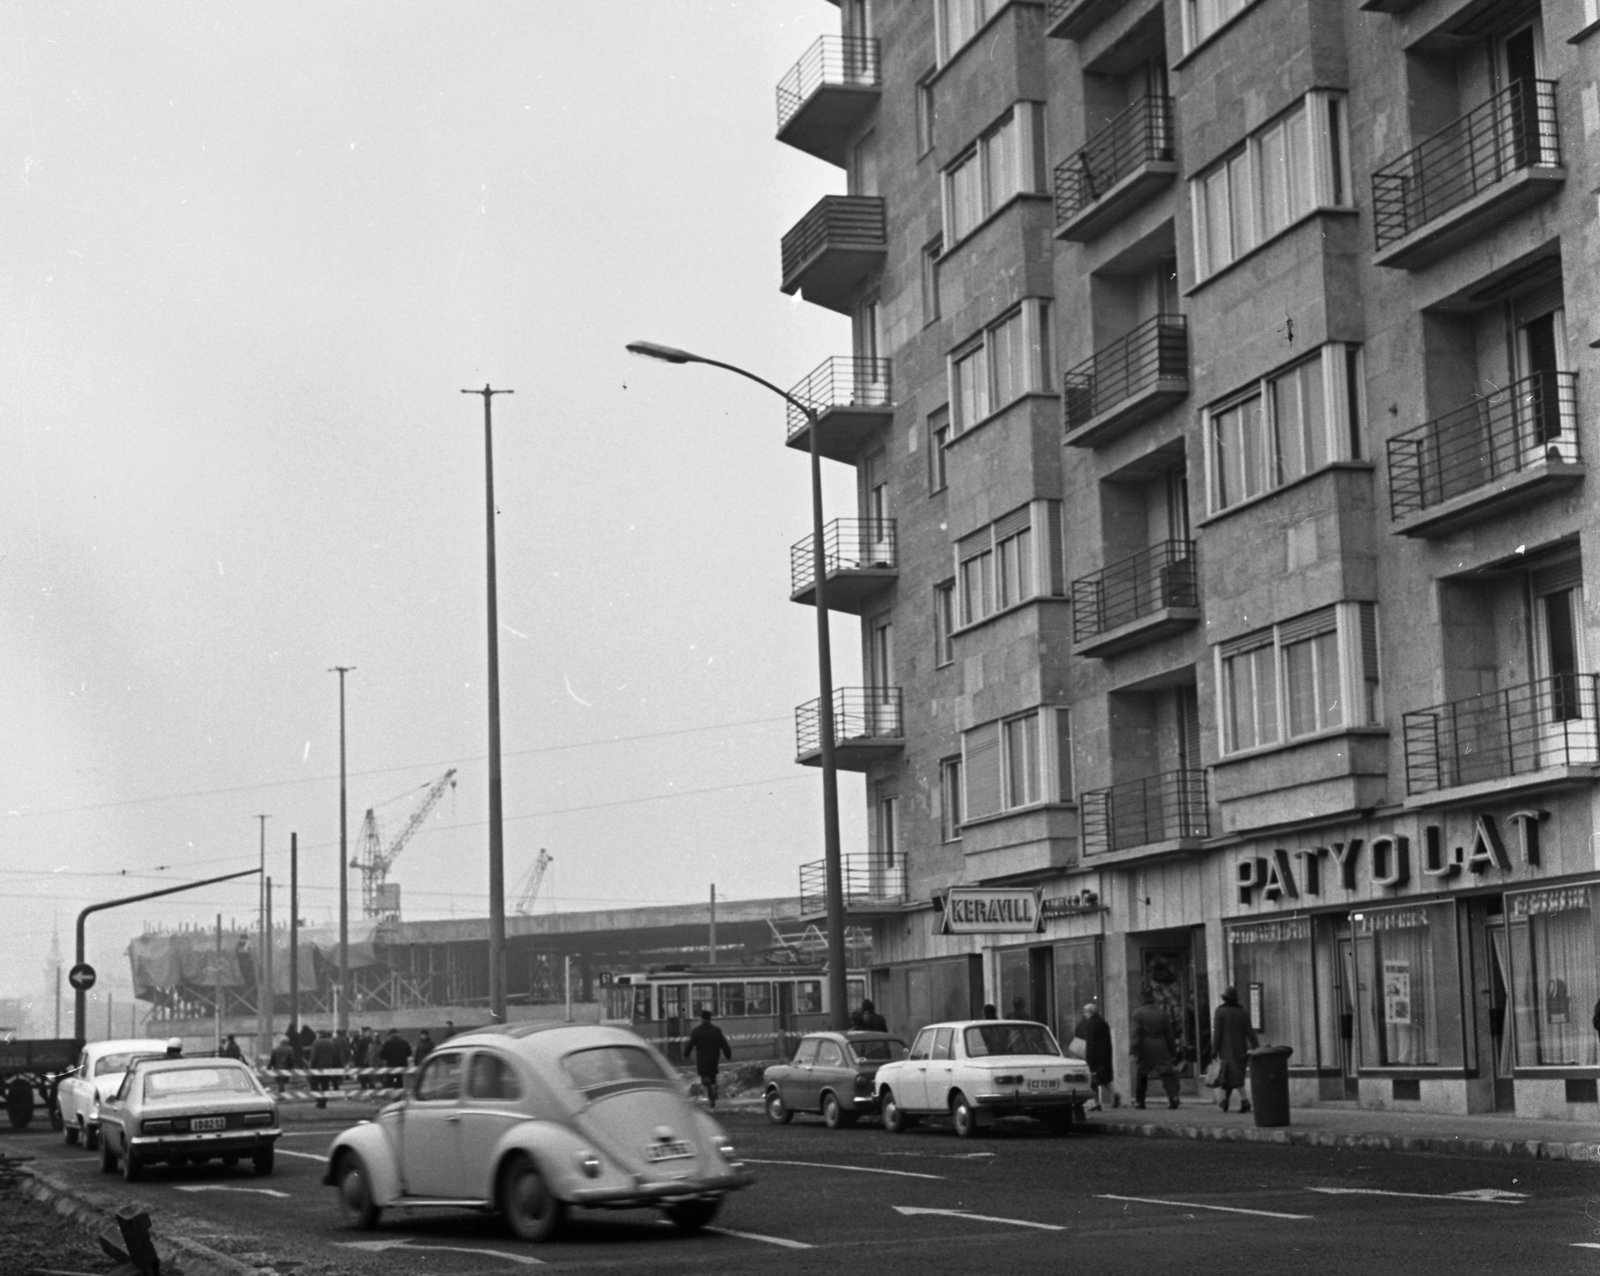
[514,849,552,916]
[357,768,458,921]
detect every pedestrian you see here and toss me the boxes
[1129,988,1181,1110]
[1211,986,1259,1114]
[861,998,888,1033]
[1010,996,1031,1022]
[377,1028,412,1089]
[351,1026,373,1071]
[685,1009,732,1108]
[268,1035,295,1093]
[983,1003,998,1020]
[1073,1001,1117,1111]
[297,1021,316,1070]
[221,1034,242,1060]
[443,1019,455,1041]
[308,1030,340,1109]
[415,1029,435,1065]
[849,1008,866,1030]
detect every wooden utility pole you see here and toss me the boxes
[289,834,300,1044]
[329,667,354,1033]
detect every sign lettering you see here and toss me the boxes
[943,887,1042,934]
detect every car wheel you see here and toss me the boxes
[98,1134,117,1174]
[665,1197,721,1232]
[253,1147,275,1176]
[121,1150,143,1182]
[881,1089,911,1134]
[764,1088,793,1125]
[335,1151,381,1230]
[822,1092,856,1130]
[951,1092,982,1139]
[500,1155,566,1243]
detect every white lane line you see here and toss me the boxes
[175,1185,291,1199]
[894,1205,1064,1232]
[1098,1193,1314,1221]
[336,1238,544,1265]
[1307,1186,1524,1205]
[744,1157,942,1180]
[1571,1243,1600,1249]
[706,1226,814,1249]
[275,1148,327,1162]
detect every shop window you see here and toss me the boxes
[1353,901,1467,1069]
[1507,885,1600,1068]
[1227,917,1319,1065]
[1052,938,1103,1035]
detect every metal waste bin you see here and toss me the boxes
[1246,1045,1293,1127]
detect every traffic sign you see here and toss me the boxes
[68,963,96,992]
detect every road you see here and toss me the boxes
[12,1110,1600,1274]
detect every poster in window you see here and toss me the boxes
[1383,961,1411,1026]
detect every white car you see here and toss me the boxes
[873,1019,1093,1138]
[57,1039,172,1151]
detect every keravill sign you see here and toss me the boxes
[942,887,1043,934]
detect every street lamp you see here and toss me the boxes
[626,339,850,1032]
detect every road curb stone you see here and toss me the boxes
[1086,1117,1600,1162]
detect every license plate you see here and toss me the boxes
[644,1140,693,1162]
[190,1116,226,1132]
[1027,1079,1059,1090]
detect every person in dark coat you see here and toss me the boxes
[1211,986,1260,1113]
[1073,1002,1117,1111]
[685,1009,732,1108]
[414,1030,435,1065]
[377,1028,412,1089]
[296,1021,316,1069]
[861,999,888,1033]
[308,1031,340,1109]
[220,1034,242,1060]
[1129,988,1180,1110]
[268,1035,295,1093]
[351,1026,373,1070]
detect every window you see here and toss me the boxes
[948,299,1053,434]
[928,405,950,493]
[937,0,999,63]
[816,1039,845,1068]
[875,788,899,866]
[796,980,822,1014]
[744,982,772,1017]
[917,70,937,155]
[1354,902,1466,1069]
[1227,918,1319,1065]
[922,236,943,326]
[690,983,716,1015]
[659,984,687,1021]
[1507,885,1600,1068]
[963,707,1072,819]
[955,501,1062,626]
[942,104,1046,244]
[1217,603,1381,755]
[1206,344,1364,512]
[466,1052,522,1101]
[1183,0,1252,53]
[719,983,746,1018]
[1191,92,1350,281]
[934,579,955,664]
[1003,713,1039,807]
[940,756,963,841]
[414,1053,463,1102]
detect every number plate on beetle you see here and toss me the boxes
[1027,1079,1059,1090]
[190,1116,226,1132]
[644,1140,693,1162]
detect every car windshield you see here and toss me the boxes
[96,1052,162,1077]
[561,1045,675,1094]
[142,1067,258,1100]
[850,1038,908,1063]
[964,1024,1060,1058]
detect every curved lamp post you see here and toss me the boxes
[626,340,849,1032]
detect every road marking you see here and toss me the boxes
[1307,1187,1525,1205]
[336,1238,544,1265]
[1098,1194,1313,1221]
[894,1205,1064,1232]
[175,1185,291,1199]
[744,1158,943,1180]
[275,1148,327,1162]
[706,1226,814,1249]
[1572,1243,1600,1249]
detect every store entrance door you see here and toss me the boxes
[1141,937,1209,1085]
[1336,935,1360,1099]
[1486,924,1516,1112]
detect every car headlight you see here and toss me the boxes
[573,1150,601,1179]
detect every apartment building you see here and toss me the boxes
[773,0,1600,1122]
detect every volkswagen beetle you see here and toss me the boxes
[322,1023,752,1242]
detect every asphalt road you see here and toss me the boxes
[12,1110,1600,1274]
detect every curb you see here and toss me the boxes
[1084,1117,1600,1162]
[18,1164,267,1276]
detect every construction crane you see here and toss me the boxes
[514,849,552,916]
[353,768,458,923]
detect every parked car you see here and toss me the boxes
[322,1023,753,1242]
[96,1055,280,1181]
[873,1020,1092,1138]
[762,1031,907,1128]
[57,1039,172,1150]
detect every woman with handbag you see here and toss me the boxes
[1072,1002,1117,1111]
[1211,987,1259,1113]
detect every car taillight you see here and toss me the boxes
[854,1072,873,1093]
[141,1119,173,1134]
[242,1111,273,1126]
[995,1075,1024,1085]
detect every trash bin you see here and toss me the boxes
[1246,1045,1293,1127]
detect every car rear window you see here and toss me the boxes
[964,1024,1061,1058]
[96,1052,161,1077]
[143,1067,258,1099]
[849,1038,907,1063]
[561,1045,675,1094]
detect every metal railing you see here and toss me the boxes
[799,854,907,916]
[791,519,898,596]
[776,36,882,134]
[1403,674,1600,794]
[1386,371,1579,519]
[1372,79,1560,250]
[1063,313,1188,431]
[1054,96,1174,225]
[1072,540,1196,641]
[796,686,904,756]
[785,355,892,439]
[1081,769,1210,855]
[780,194,887,282]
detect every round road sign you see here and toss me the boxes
[68,963,96,992]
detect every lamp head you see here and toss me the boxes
[626,340,701,365]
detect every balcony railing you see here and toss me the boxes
[1063,313,1188,439]
[1372,79,1560,252]
[1386,370,1580,522]
[795,687,903,759]
[1072,540,1196,642]
[780,195,887,313]
[1054,96,1174,229]
[1403,674,1600,795]
[785,356,892,442]
[1081,769,1210,855]
[776,36,882,147]
[799,854,907,917]
[790,519,897,601]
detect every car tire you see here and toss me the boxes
[335,1151,381,1230]
[822,1092,856,1130]
[881,1089,913,1134]
[951,1092,982,1139]
[253,1147,274,1176]
[500,1155,565,1243]
[665,1197,721,1232]
[121,1150,143,1182]
[764,1089,793,1125]
[98,1133,117,1174]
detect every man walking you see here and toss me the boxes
[377,1028,412,1090]
[308,1030,340,1109]
[1129,988,1181,1110]
[686,1009,732,1108]
[1211,986,1259,1113]
[1073,1001,1117,1111]
[860,999,888,1033]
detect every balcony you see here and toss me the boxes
[798,854,908,920]
[1403,675,1600,800]
[776,36,882,167]
[1386,370,1582,538]
[780,195,887,314]
[1054,97,1177,242]
[1081,769,1209,860]
[795,687,904,770]
[784,356,893,462]
[1372,79,1564,270]
[1063,314,1189,448]
[790,519,897,613]
[1072,539,1199,657]
[1045,0,1125,39]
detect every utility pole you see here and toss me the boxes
[329,666,355,1034]
[213,914,222,1052]
[289,834,300,1045]
[462,384,513,1023]
[254,814,270,1056]
[264,875,273,1060]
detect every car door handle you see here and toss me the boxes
[446,1113,462,1123]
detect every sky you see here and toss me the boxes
[0,1,866,1036]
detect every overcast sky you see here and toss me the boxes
[0,1,866,1034]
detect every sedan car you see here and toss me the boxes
[322,1023,753,1242]
[97,1056,280,1181]
[762,1031,907,1128]
[57,1038,171,1151]
[874,1020,1092,1138]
